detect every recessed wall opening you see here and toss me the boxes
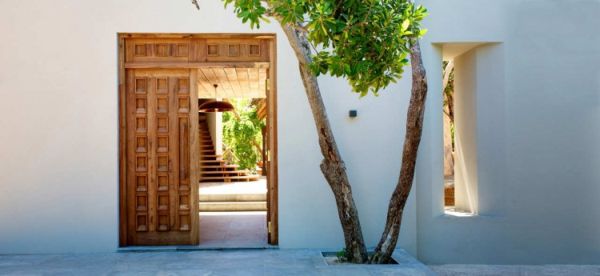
[440,43,485,216]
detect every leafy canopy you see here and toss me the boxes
[222,0,427,96]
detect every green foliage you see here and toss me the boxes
[442,61,455,107]
[336,248,348,262]
[221,0,427,96]
[222,99,265,171]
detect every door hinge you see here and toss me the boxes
[267,150,271,162]
[267,221,272,234]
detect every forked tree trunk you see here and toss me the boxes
[280,24,368,263]
[190,0,368,264]
[370,40,428,264]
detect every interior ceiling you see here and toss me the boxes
[197,67,268,99]
[441,43,486,60]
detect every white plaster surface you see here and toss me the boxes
[0,0,416,255]
[417,0,600,265]
[452,46,479,213]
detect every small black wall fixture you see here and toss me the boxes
[349,110,358,118]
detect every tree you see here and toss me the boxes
[222,99,265,171]
[192,0,428,264]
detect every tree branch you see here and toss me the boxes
[191,0,200,10]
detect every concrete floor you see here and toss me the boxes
[431,264,600,276]
[0,249,433,275]
[2,250,598,275]
[198,211,269,248]
[198,177,269,248]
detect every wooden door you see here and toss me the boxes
[124,68,199,245]
[266,39,278,245]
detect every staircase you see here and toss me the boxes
[199,193,266,211]
[198,114,265,212]
[198,117,260,183]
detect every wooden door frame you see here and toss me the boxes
[118,33,278,247]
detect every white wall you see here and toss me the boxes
[417,0,600,264]
[0,0,416,254]
[206,112,223,155]
[1,0,598,264]
[453,48,479,213]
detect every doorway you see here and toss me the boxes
[118,33,278,247]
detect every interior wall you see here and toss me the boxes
[0,0,417,254]
[206,112,223,155]
[453,48,478,213]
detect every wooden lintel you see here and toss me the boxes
[124,62,270,69]
[119,33,276,39]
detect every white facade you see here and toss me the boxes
[0,0,598,264]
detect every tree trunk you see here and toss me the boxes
[279,24,368,263]
[370,40,428,264]
[442,61,454,177]
[443,61,454,123]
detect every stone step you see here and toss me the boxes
[202,154,222,158]
[200,160,226,164]
[201,170,249,176]
[200,175,260,182]
[201,164,238,169]
[199,193,266,202]
[198,201,267,212]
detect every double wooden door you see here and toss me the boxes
[124,69,199,245]
[120,34,277,246]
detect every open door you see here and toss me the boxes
[120,36,200,246]
[123,69,200,245]
[265,39,278,245]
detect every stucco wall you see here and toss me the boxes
[0,0,416,254]
[417,0,600,264]
[206,112,223,155]
[453,47,478,213]
[1,0,599,264]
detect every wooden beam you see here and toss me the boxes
[212,67,235,98]
[120,33,276,39]
[125,62,270,69]
[224,68,242,98]
[249,67,260,95]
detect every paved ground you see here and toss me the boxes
[198,211,268,248]
[0,249,433,275]
[431,264,600,276]
[3,250,599,275]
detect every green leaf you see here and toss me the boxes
[221,0,428,96]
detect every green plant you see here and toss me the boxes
[222,99,265,171]
[336,248,348,262]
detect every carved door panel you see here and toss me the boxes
[125,69,199,245]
